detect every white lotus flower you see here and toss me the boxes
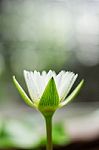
[13,70,84,115]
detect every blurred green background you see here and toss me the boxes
[0,0,99,149]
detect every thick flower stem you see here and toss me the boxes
[45,115,53,150]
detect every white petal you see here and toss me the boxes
[55,71,65,87]
[42,71,47,78]
[46,70,53,81]
[65,74,78,97]
[32,71,43,96]
[44,70,55,88]
[56,71,69,94]
[41,71,47,92]
[39,70,57,97]
[24,70,40,101]
[59,72,78,101]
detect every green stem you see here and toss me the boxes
[45,115,53,150]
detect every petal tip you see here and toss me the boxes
[13,75,16,81]
[23,70,27,74]
[80,79,84,85]
[13,75,15,79]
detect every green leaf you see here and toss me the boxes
[59,79,84,107]
[39,77,59,114]
[13,76,34,107]
[52,123,71,145]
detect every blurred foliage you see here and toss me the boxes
[0,117,71,149]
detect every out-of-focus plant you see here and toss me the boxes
[0,117,70,149]
[13,70,84,150]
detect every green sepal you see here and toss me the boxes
[38,77,59,115]
[59,79,84,107]
[13,76,34,107]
